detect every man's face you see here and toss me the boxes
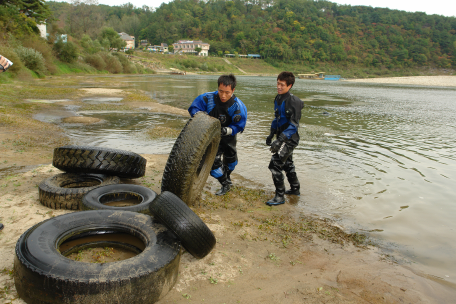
[277,79,292,95]
[218,84,235,103]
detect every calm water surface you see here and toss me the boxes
[42,75,456,285]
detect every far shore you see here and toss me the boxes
[344,75,456,87]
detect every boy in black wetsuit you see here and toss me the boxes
[188,74,248,196]
[265,72,304,206]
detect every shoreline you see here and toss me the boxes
[1,76,455,303]
[343,75,456,87]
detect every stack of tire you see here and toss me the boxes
[14,113,221,304]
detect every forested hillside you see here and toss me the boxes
[46,0,456,69]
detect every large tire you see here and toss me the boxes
[39,173,120,210]
[14,210,181,304]
[161,112,221,205]
[53,145,147,178]
[82,184,157,214]
[150,191,216,259]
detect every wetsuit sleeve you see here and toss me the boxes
[270,101,278,130]
[229,99,247,136]
[282,96,304,139]
[188,94,208,117]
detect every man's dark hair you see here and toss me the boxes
[218,74,237,90]
[277,71,295,87]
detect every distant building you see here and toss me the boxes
[172,40,210,56]
[147,43,168,53]
[140,40,148,47]
[37,23,46,39]
[119,32,135,49]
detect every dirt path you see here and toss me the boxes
[223,58,247,74]
[1,78,455,303]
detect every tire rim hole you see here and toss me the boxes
[61,178,102,188]
[99,192,144,207]
[60,233,145,263]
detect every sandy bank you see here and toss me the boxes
[1,79,455,303]
[345,75,456,87]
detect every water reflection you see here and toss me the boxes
[39,74,456,285]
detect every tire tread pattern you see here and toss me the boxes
[39,173,120,210]
[161,113,220,205]
[150,191,216,259]
[53,145,147,178]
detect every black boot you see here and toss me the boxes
[216,175,231,196]
[225,166,233,186]
[0,223,3,231]
[266,182,285,206]
[285,172,300,196]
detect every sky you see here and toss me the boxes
[59,0,455,17]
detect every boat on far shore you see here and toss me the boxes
[298,72,341,81]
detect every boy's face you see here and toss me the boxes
[277,79,292,95]
[218,84,235,103]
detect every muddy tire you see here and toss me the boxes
[150,191,216,259]
[39,173,120,210]
[161,112,220,205]
[82,184,157,214]
[53,145,147,178]
[14,210,181,304]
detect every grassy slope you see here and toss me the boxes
[132,51,455,78]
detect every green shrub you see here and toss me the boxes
[21,36,57,74]
[135,63,145,74]
[99,52,123,73]
[14,46,46,75]
[124,63,137,74]
[84,54,106,71]
[53,41,79,63]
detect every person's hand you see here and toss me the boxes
[270,133,287,153]
[221,127,232,136]
[266,128,276,146]
[266,134,274,146]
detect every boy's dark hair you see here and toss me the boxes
[277,71,295,87]
[218,74,237,90]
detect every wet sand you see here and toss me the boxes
[345,75,456,87]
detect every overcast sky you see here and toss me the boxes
[56,0,455,17]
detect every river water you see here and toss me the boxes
[42,74,456,285]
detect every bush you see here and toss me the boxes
[99,52,122,73]
[53,41,78,63]
[14,46,46,75]
[20,36,57,74]
[84,54,106,71]
[124,63,137,74]
[135,63,145,74]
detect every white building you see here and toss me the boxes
[119,32,135,49]
[147,43,168,53]
[37,23,46,39]
[172,40,210,56]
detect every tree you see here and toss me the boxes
[100,27,126,50]
[195,47,202,55]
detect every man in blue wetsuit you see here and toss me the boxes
[188,74,247,196]
[265,71,304,206]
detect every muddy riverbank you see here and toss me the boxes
[1,76,455,303]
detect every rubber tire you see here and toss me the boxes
[161,112,221,205]
[14,210,181,304]
[53,145,147,178]
[82,184,157,215]
[150,191,216,259]
[39,173,120,210]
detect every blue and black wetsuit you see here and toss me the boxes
[188,90,247,183]
[269,91,304,191]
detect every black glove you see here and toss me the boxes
[266,128,276,146]
[221,127,232,136]
[270,133,288,154]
